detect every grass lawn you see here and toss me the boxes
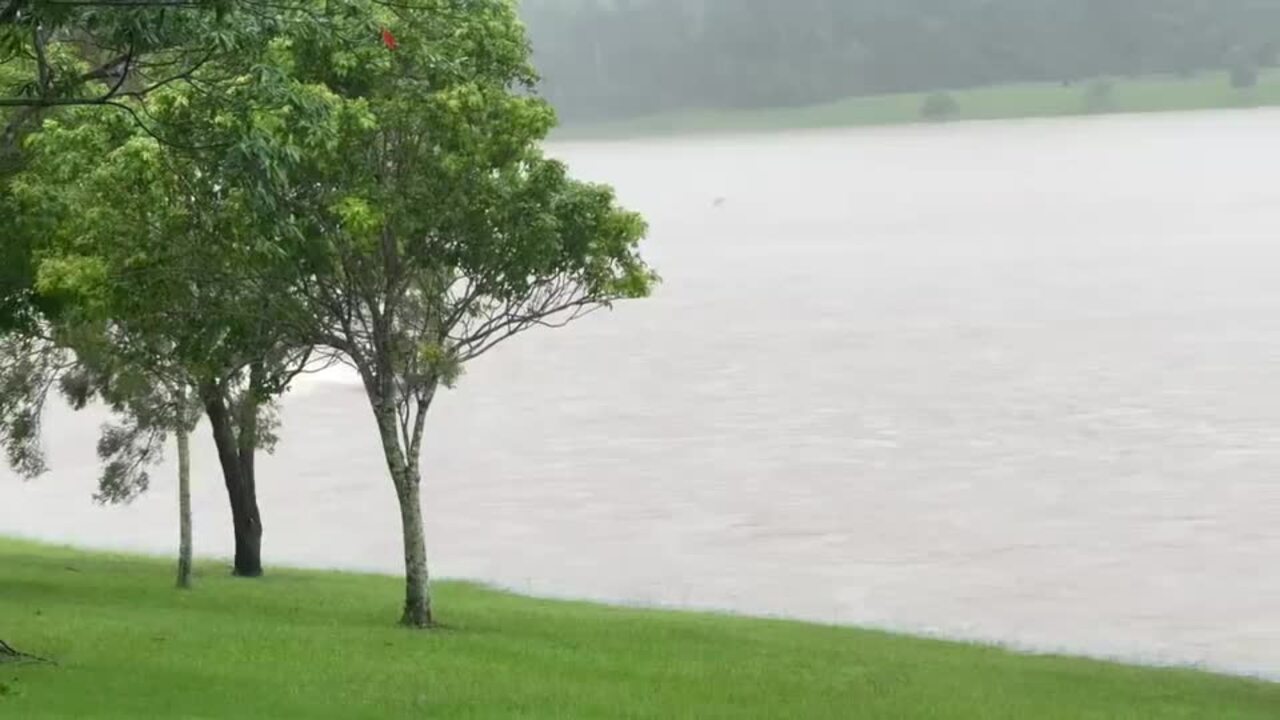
[1,538,1276,719]
[555,69,1280,140]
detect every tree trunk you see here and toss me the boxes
[203,385,263,578]
[397,474,432,628]
[369,400,433,628]
[231,509,263,577]
[234,367,264,577]
[176,422,193,589]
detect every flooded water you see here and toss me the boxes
[4,109,1280,678]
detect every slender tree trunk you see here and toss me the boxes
[176,422,193,589]
[397,472,432,628]
[203,384,263,578]
[369,399,433,628]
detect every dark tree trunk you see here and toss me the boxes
[203,382,264,578]
[231,513,262,577]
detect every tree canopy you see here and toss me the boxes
[2,0,654,622]
[265,0,655,625]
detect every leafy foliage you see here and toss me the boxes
[198,0,656,623]
[95,416,163,504]
[3,0,654,614]
[0,335,65,478]
[1,8,312,500]
[276,0,655,415]
[1,0,243,110]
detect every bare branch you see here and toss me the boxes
[32,23,51,98]
[406,383,433,464]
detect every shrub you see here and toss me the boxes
[1083,79,1116,113]
[920,92,960,121]
[1230,64,1259,89]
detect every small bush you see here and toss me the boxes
[920,92,960,121]
[1082,80,1116,113]
[1258,40,1278,68]
[1230,64,1259,89]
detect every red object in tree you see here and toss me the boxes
[381,28,398,51]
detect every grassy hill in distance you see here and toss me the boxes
[554,70,1280,140]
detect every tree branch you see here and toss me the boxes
[0,638,53,665]
[406,383,433,465]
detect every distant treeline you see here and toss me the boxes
[520,0,1280,123]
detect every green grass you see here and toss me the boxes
[1,538,1276,718]
[555,69,1280,139]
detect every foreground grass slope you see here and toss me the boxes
[1,539,1276,719]
[557,69,1280,139]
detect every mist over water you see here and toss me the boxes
[4,109,1280,677]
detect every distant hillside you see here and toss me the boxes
[520,0,1280,125]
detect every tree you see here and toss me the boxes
[1083,79,1116,113]
[3,117,208,585]
[270,0,656,626]
[920,91,959,121]
[62,340,204,588]
[1230,63,1259,89]
[0,319,202,589]
[7,0,654,623]
[7,74,315,577]
[0,333,66,479]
